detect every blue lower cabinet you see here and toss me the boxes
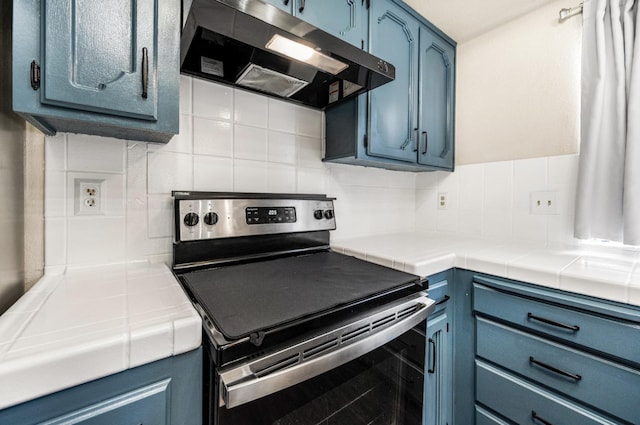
[424,310,452,425]
[0,348,202,425]
[477,317,640,424]
[476,360,618,425]
[472,273,640,425]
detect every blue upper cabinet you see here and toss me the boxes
[324,0,456,172]
[368,0,420,163]
[42,0,157,120]
[13,0,180,143]
[418,27,455,169]
[262,0,367,48]
[295,0,366,48]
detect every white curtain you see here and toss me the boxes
[575,0,640,245]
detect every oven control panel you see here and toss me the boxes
[246,207,296,225]
[175,195,336,241]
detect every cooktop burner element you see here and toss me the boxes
[181,251,421,341]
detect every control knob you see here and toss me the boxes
[324,210,334,219]
[183,212,199,227]
[204,212,218,226]
[313,209,324,220]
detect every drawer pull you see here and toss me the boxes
[428,338,436,374]
[531,411,554,425]
[527,313,580,332]
[529,356,582,381]
[435,295,450,305]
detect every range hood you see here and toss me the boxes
[181,0,395,109]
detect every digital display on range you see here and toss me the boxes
[246,207,296,224]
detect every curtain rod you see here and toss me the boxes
[559,2,583,21]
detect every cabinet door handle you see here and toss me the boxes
[141,47,149,99]
[421,131,428,155]
[30,60,41,90]
[531,411,554,425]
[435,295,450,306]
[283,0,289,4]
[428,338,436,374]
[298,0,305,13]
[527,313,580,332]
[529,356,582,381]
[413,128,419,152]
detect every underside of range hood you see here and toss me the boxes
[180,0,395,110]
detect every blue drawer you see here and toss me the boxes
[477,317,640,424]
[476,405,513,425]
[476,360,619,425]
[473,281,640,365]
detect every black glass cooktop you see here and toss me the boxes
[180,251,421,342]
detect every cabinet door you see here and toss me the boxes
[418,27,454,170]
[296,0,363,47]
[368,0,420,163]
[261,0,293,13]
[41,0,158,120]
[424,310,452,425]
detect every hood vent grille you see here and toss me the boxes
[236,64,309,98]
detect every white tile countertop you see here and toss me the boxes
[331,232,640,307]
[0,262,201,410]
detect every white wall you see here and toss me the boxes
[455,0,582,164]
[43,77,417,269]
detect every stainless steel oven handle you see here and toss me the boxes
[220,296,436,409]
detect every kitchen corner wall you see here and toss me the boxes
[43,76,417,269]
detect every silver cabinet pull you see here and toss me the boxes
[298,0,305,13]
[141,47,149,99]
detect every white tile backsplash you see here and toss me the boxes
[192,79,233,120]
[67,134,125,173]
[234,124,268,161]
[234,90,268,128]
[43,76,581,268]
[193,155,233,192]
[192,117,233,157]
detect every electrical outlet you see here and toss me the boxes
[438,192,448,210]
[75,178,105,215]
[530,191,558,215]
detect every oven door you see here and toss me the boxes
[209,294,435,425]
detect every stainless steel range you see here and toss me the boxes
[172,192,436,425]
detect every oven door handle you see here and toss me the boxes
[220,295,436,409]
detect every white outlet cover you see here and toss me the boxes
[74,178,106,216]
[437,192,448,210]
[530,191,558,215]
